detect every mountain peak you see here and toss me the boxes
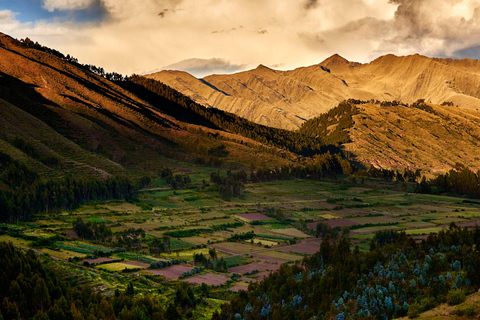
[321,54,350,66]
[255,64,273,71]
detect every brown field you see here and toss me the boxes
[251,271,272,280]
[317,202,338,208]
[236,213,271,221]
[278,240,321,255]
[270,228,311,238]
[335,208,375,216]
[351,226,401,234]
[250,252,290,264]
[229,284,248,292]
[351,216,399,224]
[62,230,79,238]
[183,273,229,286]
[257,251,302,262]
[145,265,193,280]
[81,257,115,265]
[103,203,141,212]
[459,219,480,227]
[228,262,282,274]
[324,218,359,228]
[211,242,260,254]
[307,218,358,229]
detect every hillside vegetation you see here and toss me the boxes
[217,225,480,320]
[343,100,480,172]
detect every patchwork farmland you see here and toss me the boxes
[3,176,480,306]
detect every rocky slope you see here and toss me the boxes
[148,54,480,130]
[344,102,480,172]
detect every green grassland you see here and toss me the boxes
[3,174,480,316]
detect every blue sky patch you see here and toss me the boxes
[0,0,106,24]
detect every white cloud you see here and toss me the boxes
[157,58,247,78]
[42,0,97,12]
[0,10,25,33]
[5,0,480,76]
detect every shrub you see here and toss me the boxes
[407,303,421,319]
[453,304,477,316]
[446,289,466,306]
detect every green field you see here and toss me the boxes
[3,175,480,317]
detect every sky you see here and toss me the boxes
[2,0,480,78]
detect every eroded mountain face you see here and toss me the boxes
[148,53,480,130]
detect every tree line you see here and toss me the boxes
[20,37,126,82]
[0,148,147,222]
[417,164,480,199]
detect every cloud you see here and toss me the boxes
[304,0,318,10]
[159,58,248,78]
[42,0,97,12]
[5,0,480,77]
[453,45,480,60]
[0,10,28,33]
[373,0,480,58]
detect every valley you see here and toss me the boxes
[3,171,480,317]
[1,30,480,320]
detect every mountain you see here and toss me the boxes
[340,101,480,172]
[0,32,312,186]
[148,54,480,130]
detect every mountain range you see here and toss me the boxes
[1,30,480,179]
[149,53,480,130]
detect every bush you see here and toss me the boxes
[446,289,466,306]
[407,303,421,319]
[453,304,477,316]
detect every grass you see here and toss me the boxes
[164,248,212,260]
[262,223,289,230]
[41,248,85,259]
[97,262,146,272]
[405,227,445,235]
[249,238,279,246]
[85,217,111,223]
[256,234,293,241]
[260,250,303,261]
[55,244,93,254]
[0,235,31,246]
[223,255,251,268]
[170,238,197,250]
[116,254,159,264]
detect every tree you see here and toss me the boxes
[33,278,50,312]
[165,303,181,320]
[209,248,217,260]
[126,282,135,296]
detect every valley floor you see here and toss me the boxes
[2,174,480,317]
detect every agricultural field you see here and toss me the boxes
[2,175,480,315]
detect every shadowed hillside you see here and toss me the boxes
[0,32,301,184]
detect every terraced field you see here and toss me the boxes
[3,176,480,304]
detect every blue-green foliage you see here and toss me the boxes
[219,225,480,320]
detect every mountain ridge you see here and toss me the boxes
[147,53,480,130]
